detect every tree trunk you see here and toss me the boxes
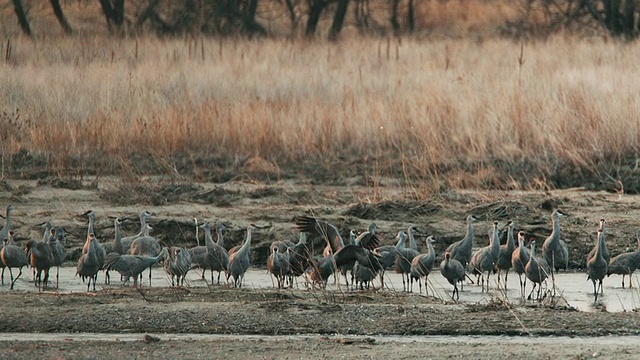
[305,0,326,37]
[407,0,415,33]
[390,0,400,35]
[12,0,32,36]
[328,0,349,41]
[622,0,637,38]
[49,0,74,34]
[242,0,267,36]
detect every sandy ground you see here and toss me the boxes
[2,177,640,358]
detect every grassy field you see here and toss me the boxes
[0,1,638,194]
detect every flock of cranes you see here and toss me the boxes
[2,203,640,304]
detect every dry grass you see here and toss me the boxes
[0,2,638,193]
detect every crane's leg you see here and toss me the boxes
[56,266,60,289]
[504,269,509,290]
[7,267,13,287]
[1,266,5,284]
[527,283,536,300]
[11,267,22,290]
[622,274,626,288]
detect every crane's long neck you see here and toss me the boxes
[595,232,604,259]
[204,225,214,249]
[507,224,515,251]
[115,222,122,246]
[140,213,148,234]
[87,214,95,239]
[42,222,52,242]
[549,214,560,245]
[409,230,417,250]
[5,206,11,231]
[239,228,253,254]
[425,240,435,263]
[636,230,640,251]
[461,218,474,249]
[216,226,225,247]
[395,233,406,250]
[530,242,536,258]
[491,225,500,254]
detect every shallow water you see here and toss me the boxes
[2,266,639,312]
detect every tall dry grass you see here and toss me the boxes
[1,35,639,192]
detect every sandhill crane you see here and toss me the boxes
[311,243,383,289]
[104,218,125,255]
[542,209,569,273]
[0,204,13,242]
[587,218,610,265]
[47,227,66,289]
[104,248,169,287]
[446,215,477,267]
[82,210,106,279]
[25,239,52,291]
[164,246,192,287]
[77,233,101,292]
[373,233,405,290]
[511,232,531,298]
[468,221,500,292]
[495,220,516,289]
[130,224,162,286]
[267,244,291,288]
[197,222,229,284]
[1,231,28,289]
[121,210,153,250]
[287,232,311,287]
[190,221,225,279]
[228,225,255,287]
[587,229,608,302]
[295,215,379,287]
[394,230,420,291]
[525,240,551,301]
[103,218,124,284]
[440,252,465,300]
[607,229,640,288]
[410,236,436,294]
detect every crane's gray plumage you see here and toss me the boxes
[47,227,66,289]
[1,231,28,289]
[105,247,169,287]
[468,221,500,292]
[394,230,420,292]
[525,240,551,301]
[267,245,290,288]
[121,210,153,251]
[410,236,436,295]
[287,232,311,285]
[511,231,531,298]
[227,225,254,287]
[587,218,610,266]
[446,215,477,267]
[407,225,419,252]
[164,246,192,287]
[495,220,516,289]
[82,210,106,277]
[129,224,161,256]
[77,233,101,292]
[542,209,569,272]
[190,223,228,283]
[25,239,52,291]
[587,229,608,302]
[440,252,465,300]
[607,229,640,288]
